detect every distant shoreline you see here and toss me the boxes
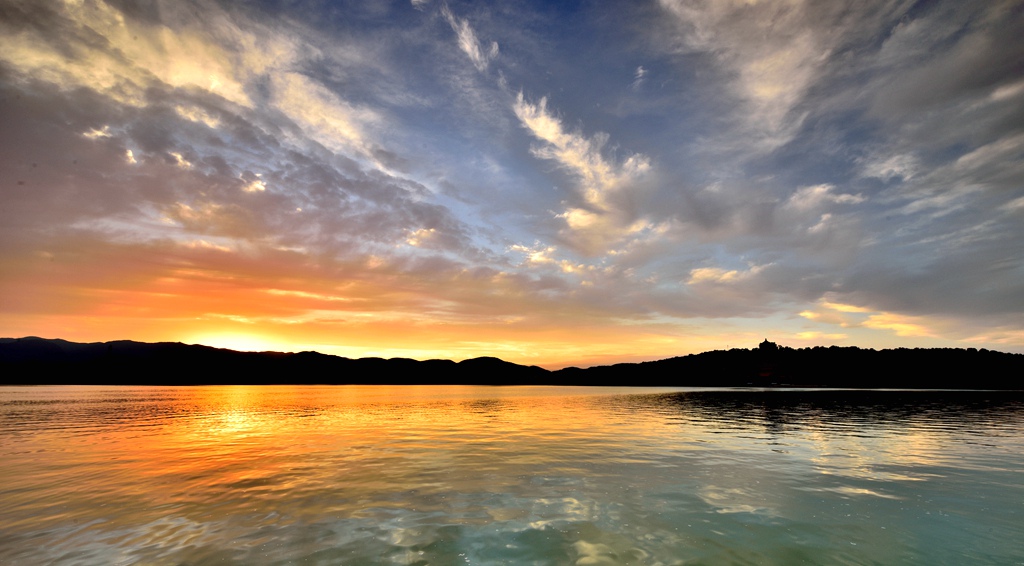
[2,337,1022,389]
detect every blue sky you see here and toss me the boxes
[1,0,1022,367]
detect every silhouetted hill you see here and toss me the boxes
[554,343,1023,389]
[1,337,1021,388]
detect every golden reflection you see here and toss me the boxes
[116,385,683,484]
[2,386,1023,565]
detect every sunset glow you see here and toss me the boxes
[2,0,1022,368]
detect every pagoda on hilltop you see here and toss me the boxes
[756,339,780,385]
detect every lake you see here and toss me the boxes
[1,386,1022,565]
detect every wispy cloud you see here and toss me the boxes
[441,4,499,72]
[785,184,866,211]
[1,0,1022,364]
[656,0,831,150]
[512,93,651,254]
[631,65,647,90]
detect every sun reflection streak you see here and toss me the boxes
[2,386,1023,565]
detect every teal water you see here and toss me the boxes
[1,386,1022,565]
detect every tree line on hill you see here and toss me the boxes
[1,337,1021,389]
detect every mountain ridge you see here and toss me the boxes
[2,337,1022,388]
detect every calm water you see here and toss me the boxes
[1,386,1022,565]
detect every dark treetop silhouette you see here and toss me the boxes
[1,337,1021,388]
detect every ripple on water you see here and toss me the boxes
[1,386,1023,565]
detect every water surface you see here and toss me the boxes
[1,386,1022,565]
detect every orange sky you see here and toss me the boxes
[1,234,996,368]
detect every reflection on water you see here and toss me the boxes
[1,386,1022,565]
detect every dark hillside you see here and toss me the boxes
[1,337,1021,388]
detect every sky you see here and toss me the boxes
[1,0,1022,368]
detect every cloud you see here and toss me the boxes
[820,301,870,314]
[792,296,1022,347]
[785,184,866,211]
[508,243,594,276]
[964,328,1024,348]
[862,312,935,338]
[0,0,266,109]
[794,331,847,341]
[631,65,647,90]
[512,92,651,254]
[687,264,768,285]
[656,0,832,150]
[441,4,499,72]
[271,70,380,158]
[845,1,1024,221]
[2,0,1022,363]
[861,154,919,182]
[0,0,389,164]
[0,0,497,269]
[1003,196,1024,212]
[869,2,1024,119]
